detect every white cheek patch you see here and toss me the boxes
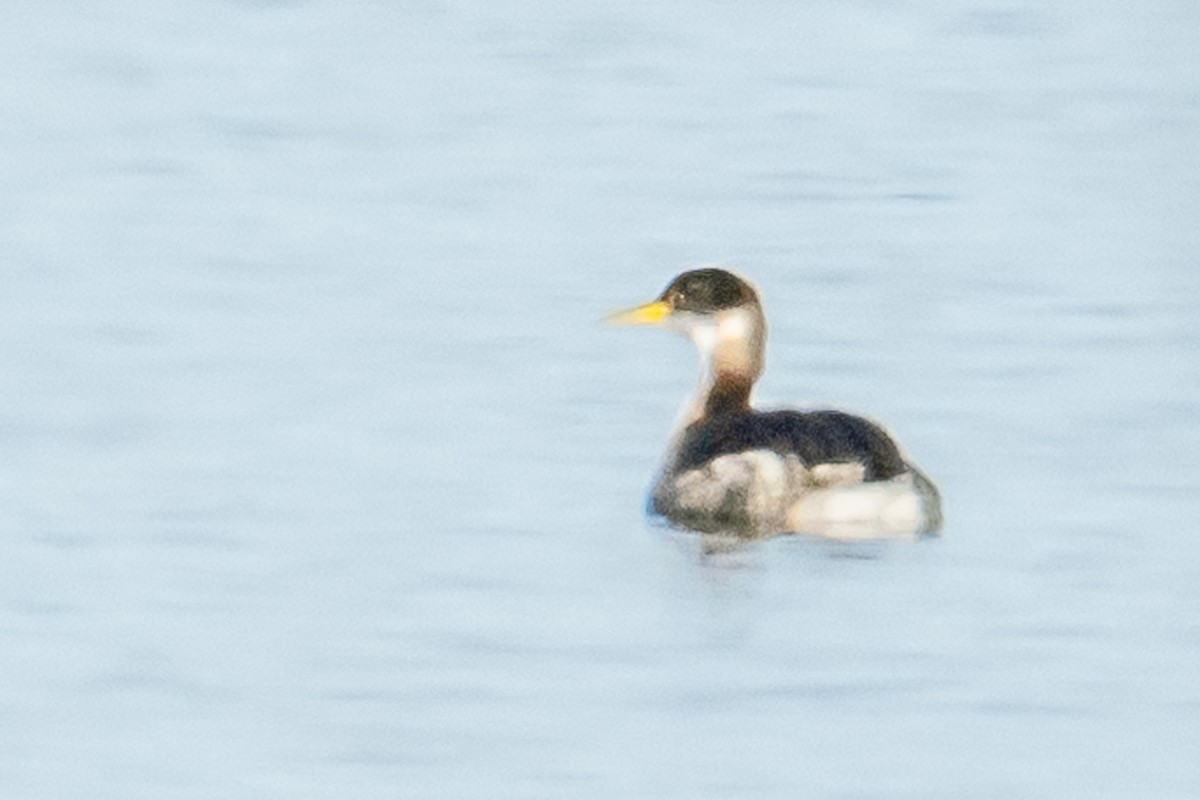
[672,308,755,357]
[665,311,713,343]
[716,308,754,344]
[689,323,719,359]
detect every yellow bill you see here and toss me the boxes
[605,300,671,326]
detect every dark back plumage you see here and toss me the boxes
[672,409,908,481]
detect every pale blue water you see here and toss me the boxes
[2,2,1198,798]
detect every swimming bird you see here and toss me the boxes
[608,267,942,539]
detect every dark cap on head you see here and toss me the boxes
[656,268,759,314]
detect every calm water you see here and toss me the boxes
[2,2,1198,797]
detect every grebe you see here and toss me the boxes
[609,267,942,540]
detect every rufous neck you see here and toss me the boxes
[685,305,766,423]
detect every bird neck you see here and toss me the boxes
[686,305,766,423]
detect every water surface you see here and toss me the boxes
[1,2,1198,797]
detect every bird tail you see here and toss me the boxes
[906,462,943,535]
